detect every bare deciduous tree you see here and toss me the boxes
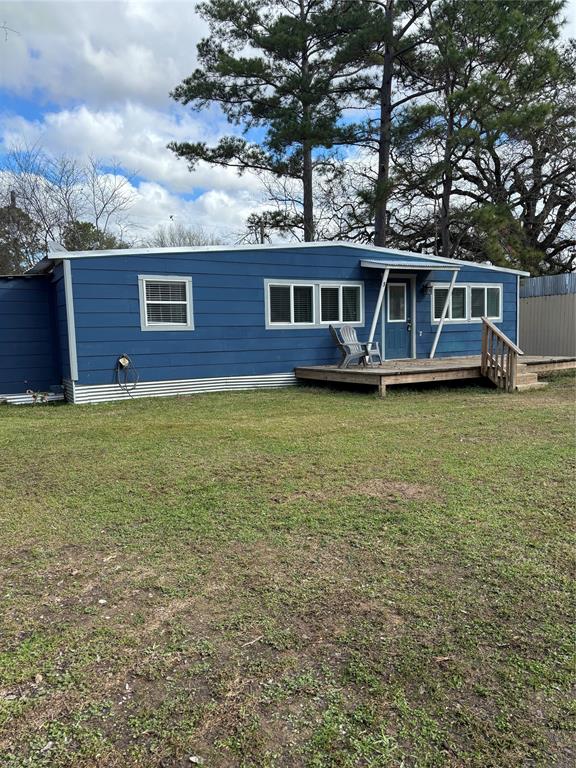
[142,221,224,248]
[1,145,136,254]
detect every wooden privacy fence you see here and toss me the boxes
[481,317,524,392]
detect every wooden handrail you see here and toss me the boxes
[481,318,524,392]
[481,317,524,355]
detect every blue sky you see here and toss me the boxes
[0,0,267,241]
[1,0,575,242]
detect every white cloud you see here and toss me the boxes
[1,102,262,196]
[0,1,207,109]
[127,181,266,242]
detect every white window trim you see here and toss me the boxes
[138,275,194,331]
[470,284,502,322]
[319,283,363,326]
[431,285,468,322]
[387,283,407,323]
[264,279,364,329]
[431,283,502,324]
[266,282,316,327]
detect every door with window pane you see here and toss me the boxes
[384,282,412,359]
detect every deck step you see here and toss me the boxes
[515,381,548,392]
[516,373,540,385]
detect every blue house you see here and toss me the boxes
[0,242,529,404]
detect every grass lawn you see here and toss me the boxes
[0,374,574,767]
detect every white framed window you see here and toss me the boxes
[265,280,363,329]
[432,285,468,321]
[431,283,501,324]
[470,285,502,320]
[268,283,315,326]
[320,284,362,324]
[138,275,194,331]
[387,284,407,322]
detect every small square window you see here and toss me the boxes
[293,285,314,323]
[139,276,193,331]
[321,286,340,322]
[433,288,449,321]
[486,287,500,318]
[471,287,486,318]
[269,285,291,324]
[342,286,361,322]
[451,287,467,319]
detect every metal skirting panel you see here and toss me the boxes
[0,391,64,405]
[70,372,298,404]
[62,379,75,403]
[519,294,576,356]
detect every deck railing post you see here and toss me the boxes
[481,317,524,391]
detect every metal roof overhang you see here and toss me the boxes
[360,258,460,272]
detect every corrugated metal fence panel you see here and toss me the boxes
[519,294,576,356]
[520,274,576,298]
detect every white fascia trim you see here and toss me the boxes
[63,259,79,381]
[46,240,530,277]
[69,372,298,404]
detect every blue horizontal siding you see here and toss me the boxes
[0,276,61,394]
[415,269,517,357]
[67,247,519,387]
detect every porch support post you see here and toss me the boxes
[368,268,390,345]
[430,269,458,359]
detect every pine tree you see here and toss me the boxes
[334,0,435,246]
[169,0,360,241]
[393,0,567,264]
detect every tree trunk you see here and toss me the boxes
[300,0,314,242]
[374,1,395,247]
[439,105,454,259]
[302,140,314,241]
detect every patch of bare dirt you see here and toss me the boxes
[279,478,438,504]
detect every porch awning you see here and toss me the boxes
[362,258,460,359]
[360,258,460,272]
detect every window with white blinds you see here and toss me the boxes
[431,283,502,323]
[266,280,363,328]
[138,276,194,330]
[268,283,315,325]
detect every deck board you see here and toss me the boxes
[294,354,576,391]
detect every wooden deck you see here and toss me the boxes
[294,355,576,396]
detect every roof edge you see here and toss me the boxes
[46,240,530,276]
